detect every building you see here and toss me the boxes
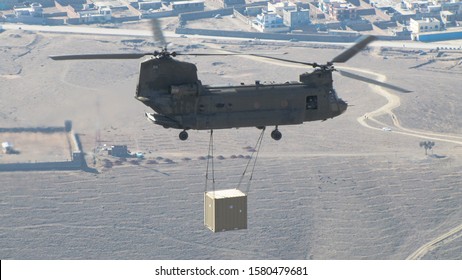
[319,0,359,21]
[93,0,128,10]
[441,1,462,21]
[136,0,162,10]
[108,145,129,157]
[221,0,246,8]
[440,0,462,13]
[268,1,297,16]
[56,0,86,5]
[441,10,456,25]
[251,2,310,32]
[409,17,441,34]
[283,7,310,28]
[252,10,291,32]
[0,0,54,10]
[171,0,205,12]
[14,3,43,18]
[76,4,112,23]
[402,0,430,11]
[245,5,266,16]
[2,2,68,24]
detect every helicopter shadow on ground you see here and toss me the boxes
[428,154,447,159]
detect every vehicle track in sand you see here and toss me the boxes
[406,223,462,260]
[349,66,462,145]
[347,66,462,260]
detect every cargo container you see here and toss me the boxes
[204,189,247,232]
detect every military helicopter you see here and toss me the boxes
[50,20,410,141]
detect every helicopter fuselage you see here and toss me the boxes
[135,57,348,136]
[50,34,405,140]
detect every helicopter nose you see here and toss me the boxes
[338,99,348,114]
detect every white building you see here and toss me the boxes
[252,10,290,32]
[268,1,297,16]
[14,3,43,18]
[78,6,112,23]
[409,17,441,34]
[402,0,430,11]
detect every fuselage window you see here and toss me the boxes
[306,96,318,110]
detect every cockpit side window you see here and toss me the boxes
[306,96,318,110]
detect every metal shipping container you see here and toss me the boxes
[204,189,247,232]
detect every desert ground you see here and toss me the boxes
[1,19,462,259]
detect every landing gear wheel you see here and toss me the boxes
[179,130,188,141]
[271,129,282,141]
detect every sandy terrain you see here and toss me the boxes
[0,24,462,259]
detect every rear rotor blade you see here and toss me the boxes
[49,53,150,60]
[337,69,411,93]
[330,35,377,63]
[151,18,167,48]
[244,54,318,67]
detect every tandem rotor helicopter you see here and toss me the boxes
[50,20,410,141]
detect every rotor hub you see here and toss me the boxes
[153,49,177,58]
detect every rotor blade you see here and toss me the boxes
[151,18,167,47]
[179,52,317,66]
[337,69,411,93]
[330,35,377,63]
[49,53,149,60]
[175,52,285,57]
[245,54,318,67]
[175,52,241,56]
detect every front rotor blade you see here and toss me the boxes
[175,52,284,57]
[331,35,377,63]
[246,54,318,67]
[337,69,411,93]
[49,53,149,60]
[151,18,167,47]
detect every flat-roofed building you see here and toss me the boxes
[221,0,246,8]
[409,17,441,34]
[171,0,205,12]
[319,0,359,21]
[268,1,297,16]
[252,10,291,32]
[283,7,310,28]
[1,0,54,10]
